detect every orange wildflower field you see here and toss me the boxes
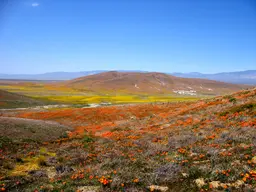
[0,88,255,191]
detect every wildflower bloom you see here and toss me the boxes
[99,176,110,185]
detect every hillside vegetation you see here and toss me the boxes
[0,88,255,191]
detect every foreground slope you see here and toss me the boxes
[0,88,255,191]
[63,71,249,95]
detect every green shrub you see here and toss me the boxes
[188,166,206,180]
[228,97,236,103]
[0,136,13,148]
[60,132,69,139]
[82,134,94,148]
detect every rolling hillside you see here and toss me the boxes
[63,71,249,95]
[0,88,255,191]
[0,89,52,109]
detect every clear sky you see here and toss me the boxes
[0,0,256,74]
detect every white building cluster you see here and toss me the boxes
[173,90,197,96]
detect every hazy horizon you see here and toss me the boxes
[1,69,256,75]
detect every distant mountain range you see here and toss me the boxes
[0,70,255,85]
[171,70,256,85]
[0,70,146,81]
[0,71,106,81]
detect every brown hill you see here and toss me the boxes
[0,89,51,109]
[62,71,249,95]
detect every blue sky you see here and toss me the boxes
[0,0,256,74]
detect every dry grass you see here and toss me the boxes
[0,117,72,143]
